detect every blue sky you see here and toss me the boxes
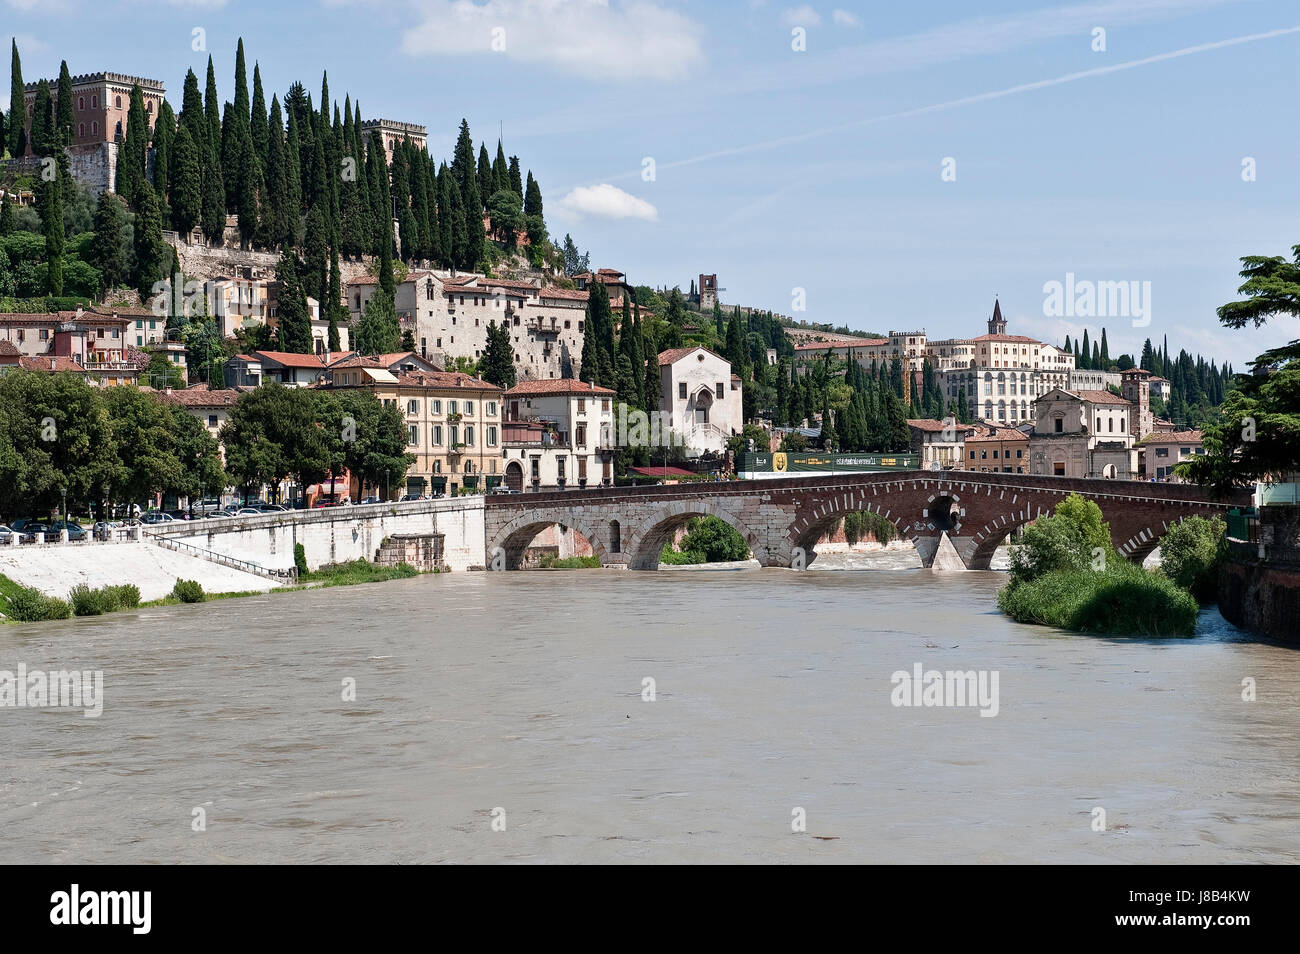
[6,0,1298,367]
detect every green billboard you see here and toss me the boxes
[739,451,919,477]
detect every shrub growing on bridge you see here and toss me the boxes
[1158,515,1226,603]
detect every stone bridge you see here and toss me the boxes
[484,471,1249,570]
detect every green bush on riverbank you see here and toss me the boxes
[301,560,417,586]
[1000,494,1200,637]
[1,576,71,621]
[997,562,1199,636]
[538,555,602,569]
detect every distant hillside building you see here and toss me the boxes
[360,119,428,156]
[698,273,718,311]
[18,72,165,195]
[657,346,744,454]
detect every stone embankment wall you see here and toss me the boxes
[0,538,282,601]
[376,533,446,572]
[153,497,487,573]
[1219,505,1300,643]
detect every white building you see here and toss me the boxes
[657,346,744,454]
[348,271,586,378]
[502,379,617,491]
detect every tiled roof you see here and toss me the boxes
[1141,430,1203,444]
[538,287,589,301]
[971,334,1041,343]
[392,371,501,391]
[1073,389,1132,405]
[506,378,616,397]
[14,356,86,373]
[252,351,326,369]
[907,418,956,432]
[967,424,1029,442]
[629,466,695,477]
[0,340,20,355]
[158,387,239,407]
[658,346,727,366]
[330,355,387,370]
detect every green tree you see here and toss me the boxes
[132,183,168,295]
[274,250,313,353]
[169,403,227,503]
[103,386,184,504]
[487,188,523,247]
[1159,515,1225,602]
[169,125,202,237]
[7,40,24,158]
[355,288,401,355]
[28,80,52,156]
[679,516,750,562]
[39,165,65,295]
[90,191,128,291]
[323,389,414,496]
[220,384,332,499]
[55,61,74,143]
[201,144,225,244]
[119,85,150,206]
[479,319,517,387]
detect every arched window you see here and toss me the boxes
[77,96,84,110]
[78,123,84,137]
[115,95,121,108]
[984,401,993,419]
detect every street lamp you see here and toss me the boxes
[60,486,67,525]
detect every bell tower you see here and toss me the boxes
[987,298,1006,336]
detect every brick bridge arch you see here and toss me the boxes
[483,473,1248,571]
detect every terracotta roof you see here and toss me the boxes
[907,418,958,433]
[393,370,501,391]
[158,387,238,408]
[1141,430,1203,444]
[480,278,541,291]
[14,356,86,373]
[347,275,381,286]
[658,346,728,366]
[538,287,589,301]
[506,378,616,397]
[0,340,20,355]
[971,334,1041,343]
[252,350,326,369]
[966,424,1029,442]
[1073,389,1132,406]
[330,355,387,370]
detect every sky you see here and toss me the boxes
[5,0,1298,368]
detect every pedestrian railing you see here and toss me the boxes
[144,531,297,583]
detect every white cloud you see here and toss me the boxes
[401,0,703,82]
[556,183,658,221]
[831,9,860,28]
[780,5,820,27]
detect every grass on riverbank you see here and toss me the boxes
[4,559,423,621]
[997,562,1199,637]
[536,555,602,569]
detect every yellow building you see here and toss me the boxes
[326,360,504,496]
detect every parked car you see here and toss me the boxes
[258,503,288,512]
[142,511,175,525]
[490,486,519,495]
[48,520,88,541]
[20,522,51,543]
[235,507,263,517]
[0,524,14,543]
[360,496,382,505]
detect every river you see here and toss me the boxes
[3,555,1298,863]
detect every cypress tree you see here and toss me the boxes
[118,85,150,205]
[236,125,259,249]
[508,156,523,198]
[8,40,24,158]
[179,69,206,162]
[461,174,483,268]
[284,107,303,241]
[452,119,475,201]
[439,165,457,268]
[29,80,51,156]
[220,101,239,208]
[524,171,545,246]
[91,191,128,290]
[492,140,508,195]
[1080,329,1091,370]
[0,191,13,235]
[579,302,599,383]
[263,96,291,247]
[476,143,492,211]
[356,287,401,355]
[56,61,74,142]
[201,144,225,244]
[410,148,432,262]
[233,39,250,132]
[274,249,313,353]
[303,205,329,306]
[327,242,342,351]
[39,168,65,295]
[203,56,221,156]
[133,182,167,295]
[169,125,202,237]
[1099,327,1110,367]
[153,99,175,208]
[250,63,268,170]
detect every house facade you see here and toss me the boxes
[502,379,617,491]
[1027,388,1136,478]
[657,347,744,454]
